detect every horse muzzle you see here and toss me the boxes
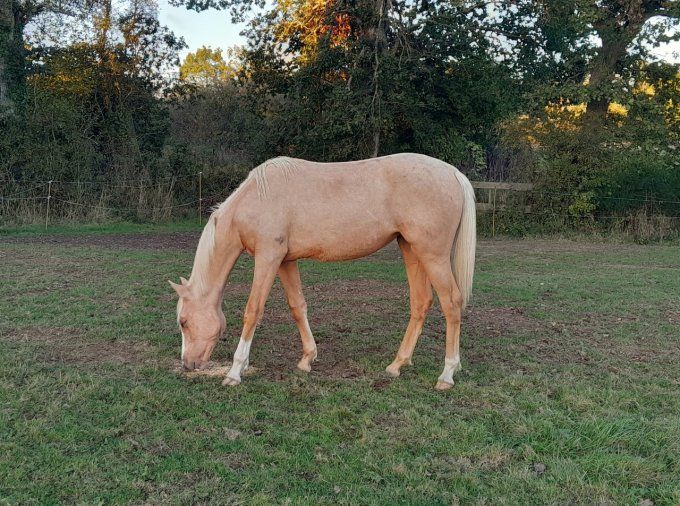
[182,359,206,371]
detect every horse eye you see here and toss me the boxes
[180,319,188,328]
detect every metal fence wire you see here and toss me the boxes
[1,176,679,230]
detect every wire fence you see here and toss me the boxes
[1,174,679,231]
[0,173,217,227]
[469,181,679,238]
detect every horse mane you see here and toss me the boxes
[189,214,217,295]
[251,156,298,199]
[189,156,297,294]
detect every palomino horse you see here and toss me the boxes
[169,153,476,390]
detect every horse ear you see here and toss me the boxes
[179,276,189,286]
[168,280,186,296]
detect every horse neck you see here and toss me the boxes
[190,217,242,305]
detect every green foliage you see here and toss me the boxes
[1,0,679,232]
[0,89,98,181]
[170,80,277,168]
[179,46,237,85]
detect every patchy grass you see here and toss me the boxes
[0,232,678,504]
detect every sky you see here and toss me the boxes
[158,1,680,65]
[157,0,247,59]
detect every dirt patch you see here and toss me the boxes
[204,283,559,382]
[515,312,680,368]
[248,278,408,381]
[3,326,161,367]
[458,308,680,370]
[208,281,559,382]
[665,309,680,326]
[463,306,545,337]
[3,231,201,251]
[172,361,261,379]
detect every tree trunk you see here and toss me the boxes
[0,0,14,114]
[370,0,389,158]
[583,32,630,127]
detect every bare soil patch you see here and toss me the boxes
[203,281,555,382]
[3,326,161,367]
[251,279,408,381]
[475,238,648,259]
[463,306,545,337]
[173,361,261,379]
[4,231,201,251]
[665,309,680,325]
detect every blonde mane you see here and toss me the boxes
[189,214,216,295]
[189,156,298,294]
[250,156,298,199]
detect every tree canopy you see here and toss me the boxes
[1,0,678,231]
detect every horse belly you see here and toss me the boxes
[286,210,397,262]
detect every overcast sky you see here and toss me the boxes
[158,0,679,64]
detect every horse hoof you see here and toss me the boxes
[385,364,401,378]
[222,376,241,386]
[296,360,312,373]
[435,380,454,391]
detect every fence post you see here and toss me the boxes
[198,171,203,225]
[45,180,53,230]
[491,187,497,237]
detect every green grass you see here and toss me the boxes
[0,232,678,504]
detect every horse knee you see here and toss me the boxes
[440,292,462,320]
[243,304,264,326]
[288,300,308,322]
[411,296,433,321]
[452,292,463,310]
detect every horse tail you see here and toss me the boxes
[452,168,477,310]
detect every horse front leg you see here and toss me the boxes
[278,260,317,372]
[386,237,432,377]
[223,253,282,386]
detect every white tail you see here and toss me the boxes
[452,169,477,309]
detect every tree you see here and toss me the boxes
[179,46,238,85]
[481,0,680,126]
[1,0,96,114]
[0,0,21,114]
[581,0,680,126]
[1,0,186,186]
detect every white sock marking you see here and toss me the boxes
[228,338,252,380]
[438,355,461,384]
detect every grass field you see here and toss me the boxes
[1,227,678,504]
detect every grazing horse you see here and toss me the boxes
[169,153,476,390]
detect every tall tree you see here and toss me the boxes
[180,46,238,85]
[581,0,680,125]
[0,0,21,114]
[1,0,95,114]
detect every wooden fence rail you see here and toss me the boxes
[470,181,534,213]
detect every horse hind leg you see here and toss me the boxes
[416,254,463,390]
[386,237,433,378]
[279,260,317,372]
